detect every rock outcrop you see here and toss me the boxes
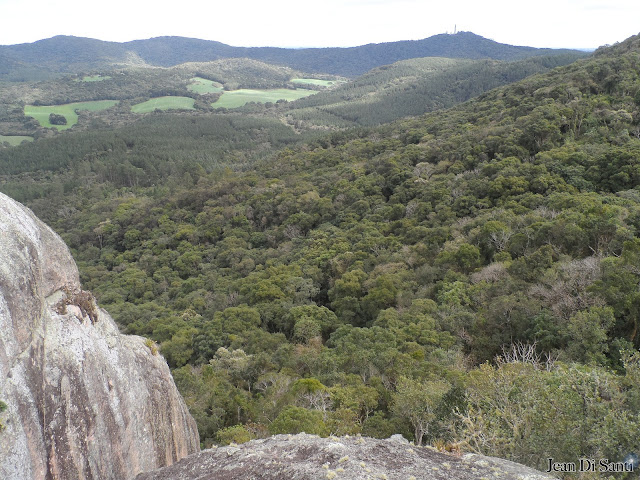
[137,433,556,480]
[0,192,200,480]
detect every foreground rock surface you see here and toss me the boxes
[137,433,555,480]
[0,192,200,480]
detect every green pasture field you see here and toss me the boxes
[212,88,317,109]
[291,78,338,87]
[77,75,112,82]
[0,135,34,146]
[131,96,196,113]
[24,100,119,130]
[187,77,224,94]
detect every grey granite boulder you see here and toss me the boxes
[0,192,200,480]
[136,433,556,480]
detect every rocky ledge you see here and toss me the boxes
[137,433,556,480]
[0,192,200,480]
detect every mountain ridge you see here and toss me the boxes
[0,31,588,79]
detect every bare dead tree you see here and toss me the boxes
[497,341,541,366]
[496,341,557,371]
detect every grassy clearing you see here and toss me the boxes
[291,78,339,87]
[131,96,196,113]
[212,89,317,109]
[77,75,112,82]
[0,135,34,146]
[188,77,224,94]
[24,100,119,130]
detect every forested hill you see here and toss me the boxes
[0,31,587,80]
[2,32,640,475]
[286,53,585,127]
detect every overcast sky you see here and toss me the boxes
[1,0,638,50]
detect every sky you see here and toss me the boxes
[1,0,639,50]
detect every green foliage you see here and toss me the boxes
[566,307,615,365]
[0,399,6,432]
[216,424,255,445]
[144,337,159,355]
[392,377,450,446]
[48,113,67,125]
[214,306,261,335]
[268,406,328,436]
[362,412,401,439]
[459,361,640,472]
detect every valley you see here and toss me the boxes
[1,58,345,137]
[1,30,639,479]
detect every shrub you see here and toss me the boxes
[216,425,255,445]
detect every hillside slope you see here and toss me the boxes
[286,53,584,126]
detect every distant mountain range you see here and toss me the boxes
[0,32,588,80]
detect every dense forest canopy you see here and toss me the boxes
[1,32,640,476]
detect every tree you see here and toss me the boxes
[328,269,367,325]
[292,317,321,343]
[268,406,328,436]
[160,326,197,367]
[457,360,640,470]
[292,378,331,415]
[48,113,67,125]
[216,424,255,445]
[566,307,615,365]
[392,377,450,446]
[329,378,379,424]
[286,305,341,342]
[362,412,400,439]
[327,325,406,383]
[209,348,253,389]
[214,305,261,336]
[436,243,481,274]
[361,274,399,321]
